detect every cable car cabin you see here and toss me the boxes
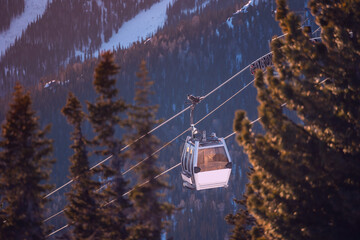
[181,132,232,190]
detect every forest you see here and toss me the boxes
[1,0,360,239]
[0,0,161,92]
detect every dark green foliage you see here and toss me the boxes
[62,92,104,239]
[126,60,174,240]
[233,0,360,239]
[0,83,54,240]
[87,51,130,239]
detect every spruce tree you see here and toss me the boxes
[232,0,360,239]
[225,199,254,240]
[62,92,104,239]
[226,180,264,240]
[87,51,129,239]
[0,83,54,240]
[126,60,174,240]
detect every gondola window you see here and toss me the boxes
[197,147,229,171]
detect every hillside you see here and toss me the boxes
[0,0,309,239]
[0,0,161,93]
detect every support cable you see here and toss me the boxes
[45,30,323,232]
[44,46,275,200]
[223,79,329,140]
[44,75,255,223]
[44,106,191,199]
[44,74,257,227]
[46,59,328,238]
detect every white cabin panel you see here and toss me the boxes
[194,169,231,190]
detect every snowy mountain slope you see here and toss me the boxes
[0,0,174,94]
[0,0,50,56]
[1,0,172,58]
[99,0,174,54]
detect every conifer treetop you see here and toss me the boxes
[0,83,53,240]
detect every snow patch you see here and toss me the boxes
[0,0,51,56]
[44,80,56,88]
[95,0,104,9]
[226,17,234,29]
[98,0,174,54]
[144,38,152,44]
[234,0,260,14]
[236,53,242,64]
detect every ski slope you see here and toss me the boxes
[1,0,175,58]
[99,0,174,52]
[0,0,50,56]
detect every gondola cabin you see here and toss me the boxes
[181,132,232,190]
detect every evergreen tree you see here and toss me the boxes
[225,199,253,240]
[0,83,54,239]
[232,0,360,239]
[62,92,104,239]
[226,172,265,240]
[87,51,129,239]
[126,60,174,240]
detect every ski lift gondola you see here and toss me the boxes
[181,95,232,190]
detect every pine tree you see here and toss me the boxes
[87,51,129,239]
[226,172,265,240]
[0,83,54,240]
[225,199,253,240]
[126,60,174,240]
[62,92,104,239]
[232,0,360,239]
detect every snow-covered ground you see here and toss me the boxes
[1,0,175,60]
[0,0,50,56]
[98,0,174,53]
[235,0,260,14]
[225,0,260,28]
